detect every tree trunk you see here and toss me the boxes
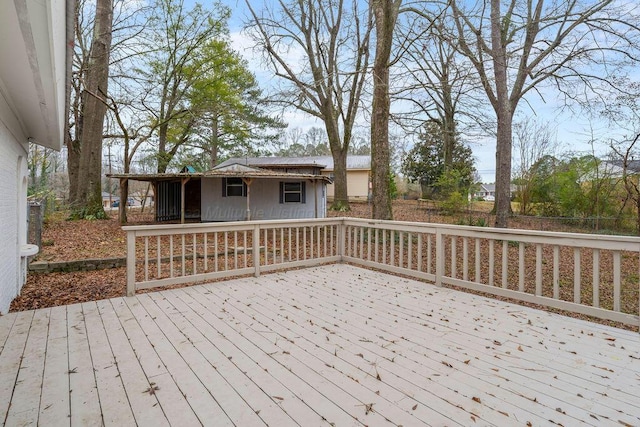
[331,147,349,210]
[74,0,112,217]
[370,0,400,220]
[491,0,512,228]
[209,115,219,169]
[66,133,80,203]
[157,122,169,173]
[119,178,128,224]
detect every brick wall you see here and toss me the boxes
[0,118,28,313]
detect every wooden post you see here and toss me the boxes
[126,230,136,296]
[180,177,190,224]
[243,178,252,220]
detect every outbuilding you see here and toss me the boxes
[109,164,331,223]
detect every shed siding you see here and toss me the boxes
[201,178,325,221]
[323,170,370,201]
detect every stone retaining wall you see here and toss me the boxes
[29,257,126,273]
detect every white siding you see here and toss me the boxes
[201,178,325,221]
[323,170,370,201]
[0,111,28,314]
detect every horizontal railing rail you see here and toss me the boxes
[124,217,640,328]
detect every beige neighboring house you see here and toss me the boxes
[0,0,72,313]
[217,155,371,202]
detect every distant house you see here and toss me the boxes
[0,1,71,312]
[217,155,371,202]
[473,184,516,201]
[109,164,331,222]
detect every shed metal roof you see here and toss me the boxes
[108,164,332,183]
[216,155,371,171]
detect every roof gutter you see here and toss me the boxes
[63,0,75,148]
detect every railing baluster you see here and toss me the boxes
[303,227,307,260]
[553,245,559,299]
[224,231,228,271]
[427,234,432,274]
[360,226,364,259]
[613,251,621,312]
[272,228,277,263]
[324,225,327,258]
[281,228,285,263]
[501,240,508,289]
[330,225,334,257]
[417,234,422,272]
[382,229,387,264]
[399,232,404,268]
[262,228,269,265]
[408,232,413,270]
[192,233,197,275]
[144,236,149,282]
[156,235,161,278]
[574,247,581,304]
[181,234,186,277]
[244,231,248,268]
[214,232,218,272]
[518,243,525,292]
[204,233,208,271]
[170,235,174,278]
[296,227,300,260]
[535,244,542,296]
[367,228,372,261]
[289,228,293,261]
[462,237,468,281]
[593,249,600,308]
[375,229,380,263]
[488,240,494,286]
[475,238,481,283]
[234,231,238,270]
[451,236,456,279]
[390,230,396,267]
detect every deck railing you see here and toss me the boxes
[124,217,640,328]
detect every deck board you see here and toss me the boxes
[1,264,639,426]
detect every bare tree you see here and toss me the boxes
[395,10,479,171]
[449,0,640,227]
[246,0,372,211]
[371,0,402,220]
[512,117,557,214]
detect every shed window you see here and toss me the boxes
[222,178,246,197]
[279,181,306,203]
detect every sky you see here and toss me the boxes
[217,0,628,184]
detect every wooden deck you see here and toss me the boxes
[1,265,639,426]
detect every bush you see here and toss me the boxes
[440,191,467,214]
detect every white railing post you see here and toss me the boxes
[253,224,261,277]
[126,230,136,297]
[435,228,444,287]
[339,219,346,261]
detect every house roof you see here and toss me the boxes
[216,155,371,171]
[1,0,72,150]
[108,164,332,183]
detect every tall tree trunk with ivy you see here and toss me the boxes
[72,0,113,218]
[370,0,400,220]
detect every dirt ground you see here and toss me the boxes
[9,200,637,331]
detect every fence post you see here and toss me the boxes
[435,228,443,287]
[253,224,261,277]
[126,230,136,296]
